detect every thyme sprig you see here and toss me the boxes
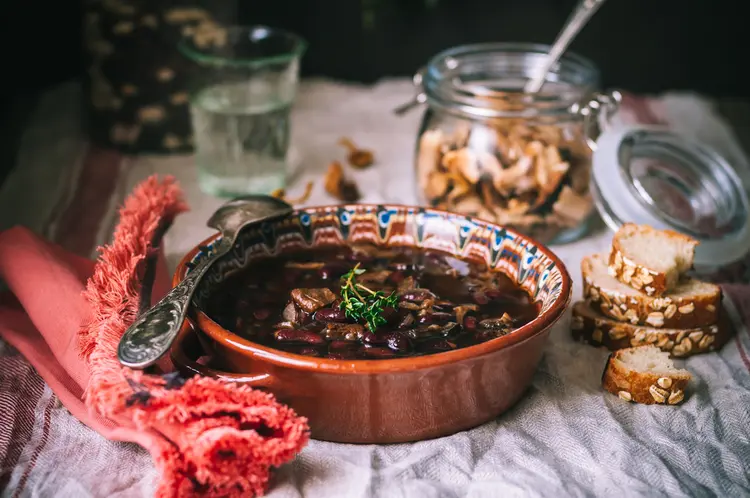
[339,263,399,332]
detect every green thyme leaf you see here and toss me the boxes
[339,263,399,331]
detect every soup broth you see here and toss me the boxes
[205,244,538,360]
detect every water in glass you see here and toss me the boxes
[191,79,293,197]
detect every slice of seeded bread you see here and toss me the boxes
[608,223,699,296]
[602,345,691,405]
[571,301,728,358]
[582,253,721,329]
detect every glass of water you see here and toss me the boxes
[179,26,307,197]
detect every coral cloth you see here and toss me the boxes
[0,176,309,497]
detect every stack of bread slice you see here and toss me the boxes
[572,223,730,405]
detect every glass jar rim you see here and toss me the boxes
[178,25,308,68]
[422,42,600,119]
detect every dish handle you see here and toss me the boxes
[170,322,282,393]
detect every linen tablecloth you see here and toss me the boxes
[1,80,749,498]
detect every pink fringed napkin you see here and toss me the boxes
[0,176,309,497]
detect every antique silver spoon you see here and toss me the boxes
[524,0,607,94]
[117,195,293,369]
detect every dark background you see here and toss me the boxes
[6,0,748,97]
[2,0,748,184]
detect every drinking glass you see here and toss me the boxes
[179,25,307,197]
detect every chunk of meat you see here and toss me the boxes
[321,323,365,341]
[397,276,417,293]
[290,288,337,313]
[357,270,392,285]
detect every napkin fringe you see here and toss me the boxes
[78,175,309,498]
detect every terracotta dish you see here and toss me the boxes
[171,204,571,443]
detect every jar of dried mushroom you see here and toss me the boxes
[412,43,619,244]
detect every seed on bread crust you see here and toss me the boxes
[657,377,673,389]
[649,384,669,403]
[678,303,695,314]
[668,390,685,405]
[646,312,665,328]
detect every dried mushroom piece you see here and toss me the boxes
[443,148,480,184]
[270,181,314,205]
[324,161,361,202]
[338,137,374,169]
[417,130,444,195]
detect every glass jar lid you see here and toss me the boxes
[591,124,750,267]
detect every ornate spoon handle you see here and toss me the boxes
[117,241,229,369]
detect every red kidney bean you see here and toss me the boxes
[297,310,314,325]
[387,270,405,284]
[304,322,326,333]
[318,262,350,280]
[463,315,478,330]
[417,338,457,353]
[253,309,270,320]
[274,329,325,345]
[381,306,398,324]
[329,340,357,350]
[359,345,396,358]
[384,332,410,352]
[417,312,452,325]
[362,331,386,345]
[313,307,349,323]
[400,328,422,340]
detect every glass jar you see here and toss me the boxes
[412,43,617,244]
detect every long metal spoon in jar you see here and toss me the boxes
[524,0,607,94]
[117,195,293,369]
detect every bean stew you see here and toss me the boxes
[205,244,539,360]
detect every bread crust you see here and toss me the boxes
[601,347,691,405]
[582,255,721,329]
[571,301,731,358]
[608,223,698,297]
